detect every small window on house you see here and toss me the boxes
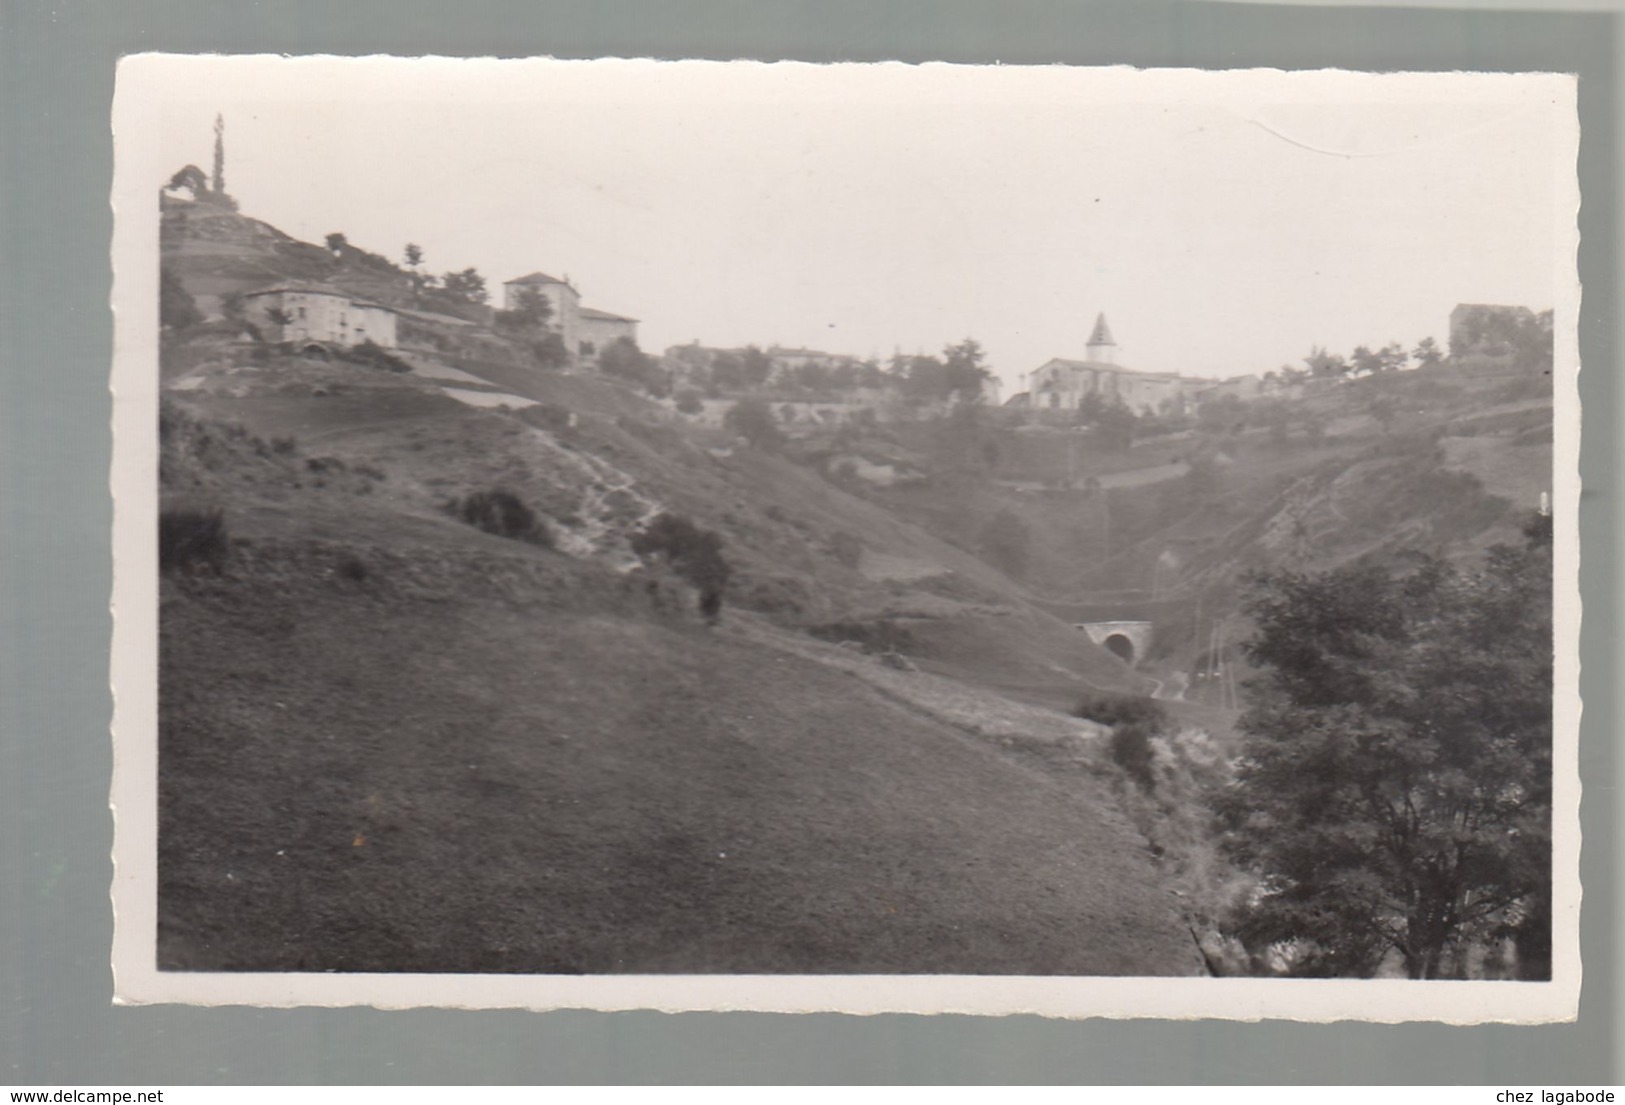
[297,306,306,319]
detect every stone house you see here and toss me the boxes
[577,307,639,357]
[502,272,582,356]
[240,282,399,349]
[503,271,640,364]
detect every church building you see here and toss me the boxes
[1017,313,1196,415]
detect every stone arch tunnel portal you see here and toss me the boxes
[1077,620,1155,668]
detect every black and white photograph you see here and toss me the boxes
[109,56,1580,1020]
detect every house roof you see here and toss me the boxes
[1036,357,1119,373]
[579,307,639,323]
[505,271,572,287]
[1032,357,1190,383]
[243,281,349,299]
[241,282,396,312]
[767,346,850,359]
[1087,313,1116,346]
[1451,303,1536,317]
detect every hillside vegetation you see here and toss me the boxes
[157,198,1553,979]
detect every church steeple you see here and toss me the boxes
[1086,312,1117,364]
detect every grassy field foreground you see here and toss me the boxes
[158,519,1202,976]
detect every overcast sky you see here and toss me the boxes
[141,57,1575,391]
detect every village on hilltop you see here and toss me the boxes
[161,116,1553,448]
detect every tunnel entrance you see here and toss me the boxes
[1077,620,1153,667]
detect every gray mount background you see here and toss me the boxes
[1,0,1618,1086]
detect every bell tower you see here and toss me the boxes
[1086,312,1117,365]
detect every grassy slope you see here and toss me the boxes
[166,350,1146,697]
[159,519,1200,976]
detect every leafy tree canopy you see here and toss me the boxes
[1221,522,1553,979]
[439,267,489,305]
[723,397,785,451]
[631,513,732,624]
[598,336,666,396]
[495,284,554,331]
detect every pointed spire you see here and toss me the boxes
[1086,312,1117,364]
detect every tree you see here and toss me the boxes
[529,332,570,371]
[740,346,773,389]
[495,285,554,331]
[1304,346,1346,379]
[631,513,732,624]
[598,336,666,395]
[899,353,950,403]
[325,232,348,254]
[1513,310,1555,375]
[403,243,423,270]
[1349,345,1383,378]
[159,267,202,331]
[793,361,832,392]
[211,114,227,195]
[165,165,209,201]
[674,389,705,416]
[1220,525,1553,979]
[723,397,784,451]
[440,267,488,305]
[1091,396,1139,452]
[1377,342,1409,374]
[1413,336,1444,368]
[709,351,746,393]
[942,337,994,402]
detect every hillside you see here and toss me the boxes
[156,196,1553,979]
[850,361,1551,692]
[158,408,1200,975]
[154,197,1218,975]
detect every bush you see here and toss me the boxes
[446,490,554,547]
[807,618,912,654]
[160,507,229,574]
[341,340,412,374]
[631,513,731,623]
[1109,726,1157,790]
[1074,692,1166,790]
[527,332,570,370]
[723,398,785,452]
[599,337,667,397]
